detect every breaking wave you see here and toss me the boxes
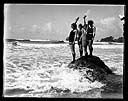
[4,42,123,97]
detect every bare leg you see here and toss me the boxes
[88,40,93,56]
[79,44,83,57]
[70,44,75,61]
[80,45,83,57]
[72,44,75,61]
[83,44,88,56]
[84,40,89,56]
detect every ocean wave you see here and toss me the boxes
[4,62,105,97]
[4,43,123,97]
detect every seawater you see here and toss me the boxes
[4,42,123,98]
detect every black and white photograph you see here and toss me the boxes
[4,4,124,98]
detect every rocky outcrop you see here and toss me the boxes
[68,55,123,96]
[68,55,113,82]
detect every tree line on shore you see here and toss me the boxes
[97,36,124,43]
[66,36,124,43]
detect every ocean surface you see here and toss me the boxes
[4,41,123,98]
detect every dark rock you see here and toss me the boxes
[50,86,70,93]
[68,55,113,82]
[68,55,123,95]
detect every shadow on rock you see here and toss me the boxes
[68,55,123,94]
[68,55,113,81]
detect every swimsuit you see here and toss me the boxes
[86,26,94,40]
[69,30,76,43]
[77,30,83,45]
[69,30,76,54]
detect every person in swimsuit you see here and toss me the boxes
[69,17,79,62]
[80,15,88,56]
[77,24,84,57]
[81,27,88,56]
[85,20,96,56]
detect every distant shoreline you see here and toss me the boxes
[5,39,124,45]
[5,39,65,44]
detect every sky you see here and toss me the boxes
[4,4,124,41]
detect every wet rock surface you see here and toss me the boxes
[68,55,113,82]
[68,55,123,96]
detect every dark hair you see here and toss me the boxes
[71,23,77,29]
[88,20,94,25]
[78,23,83,28]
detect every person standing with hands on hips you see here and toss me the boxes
[68,17,79,62]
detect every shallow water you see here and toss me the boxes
[4,42,123,98]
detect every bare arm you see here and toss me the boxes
[83,15,87,27]
[75,17,79,24]
[92,27,96,40]
[79,29,85,41]
[73,30,78,44]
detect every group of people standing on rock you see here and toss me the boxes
[68,15,96,62]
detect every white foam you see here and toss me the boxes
[50,65,104,93]
[4,42,123,97]
[93,44,123,49]
[17,42,67,48]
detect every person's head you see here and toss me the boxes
[71,23,77,30]
[78,23,83,30]
[88,20,94,27]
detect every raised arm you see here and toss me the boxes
[83,15,87,27]
[74,17,79,24]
